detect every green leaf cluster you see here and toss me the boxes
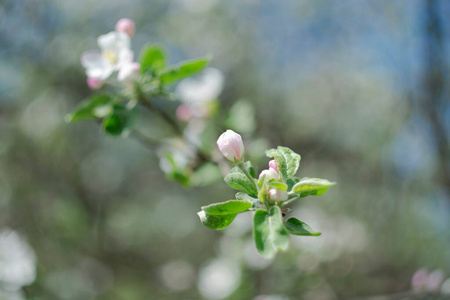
[139,44,210,87]
[65,94,139,136]
[198,146,335,258]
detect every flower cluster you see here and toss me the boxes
[199,130,336,258]
[81,18,139,89]
[412,268,450,294]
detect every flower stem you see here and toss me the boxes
[134,84,214,168]
[280,195,301,207]
[237,161,259,192]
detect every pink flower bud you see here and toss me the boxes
[86,77,103,89]
[268,160,279,173]
[268,189,288,202]
[217,130,245,162]
[115,18,136,38]
[176,104,192,122]
[259,168,279,182]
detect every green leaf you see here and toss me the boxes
[235,192,258,204]
[159,57,210,85]
[140,45,166,73]
[285,218,321,236]
[268,179,288,191]
[65,94,113,122]
[265,146,300,180]
[197,211,236,230]
[292,177,336,197]
[224,172,258,197]
[253,206,290,258]
[286,177,301,191]
[102,105,139,136]
[161,151,191,186]
[201,200,252,216]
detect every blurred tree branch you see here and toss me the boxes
[423,0,450,196]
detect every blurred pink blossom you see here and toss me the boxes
[115,18,136,38]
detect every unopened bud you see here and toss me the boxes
[259,168,279,182]
[86,77,103,89]
[176,104,192,122]
[268,189,288,202]
[268,160,279,173]
[115,18,136,38]
[216,130,245,163]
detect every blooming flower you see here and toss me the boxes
[217,130,244,163]
[81,31,133,81]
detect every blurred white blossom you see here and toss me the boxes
[0,229,36,290]
[441,277,450,295]
[176,68,224,104]
[158,138,196,174]
[159,259,195,291]
[411,268,445,292]
[291,206,369,262]
[197,258,241,299]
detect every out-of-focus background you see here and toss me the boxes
[1,0,450,299]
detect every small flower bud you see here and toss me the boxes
[258,168,279,182]
[216,130,245,163]
[115,18,136,38]
[268,160,279,173]
[176,104,192,122]
[268,189,288,202]
[86,77,103,89]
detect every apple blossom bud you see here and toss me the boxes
[118,62,140,83]
[86,77,103,89]
[258,168,279,182]
[115,18,136,37]
[217,130,245,162]
[268,160,279,173]
[268,189,288,202]
[176,104,192,122]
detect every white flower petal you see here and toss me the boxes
[86,65,114,81]
[176,68,224,103]
[97,31,130,52]
[81,51,114,80]
[115,49,134,70]
[80,51,103,69]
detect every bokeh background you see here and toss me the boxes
[1,0,450,299]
